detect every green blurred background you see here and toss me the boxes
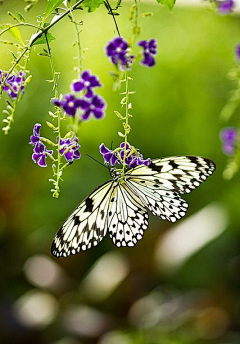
[1,0,240,343]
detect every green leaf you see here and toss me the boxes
[43,0,64,21]
[32,31,56,45]
[8,27,24,45]
[82,0,104,12]
[156,0,176,11]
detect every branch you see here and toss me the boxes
[29,0,85,46]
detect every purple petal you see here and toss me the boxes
[81,71,90,81]
[92,95,105,109]
[65,151,73,162]
[82,110,91,121]
[110,154,118,166]
[72,81,84,92]
[100,143,110,154]
[33,123,41,136]
[38,155,47,167]
[89,75,101,87]
[30,135,40,144]
[93,109,104,119]
[85,88,94,98]
[138,40,148,49]
[104,152,113,164]
[78,99,90,110]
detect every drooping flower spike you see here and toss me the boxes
[138,39,157,67]
[220,127,238,155]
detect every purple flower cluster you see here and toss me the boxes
[58,137,81,163]
[100,142,151,168]
[220,127,238,155]
[53,70,106,120]
[30,124,53,167]
[0,70,25,99]
[138,39,157,67]
[217,0,234,14]
[106,37,134,70]
[106,37,158,70]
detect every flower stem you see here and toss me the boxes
[68,4,83,76]
[45,33,61,198]
[121,71,130,180]
[104,0,121,37]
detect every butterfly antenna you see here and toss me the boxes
[86,154,108,169]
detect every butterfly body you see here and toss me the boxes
[51,156,215,257]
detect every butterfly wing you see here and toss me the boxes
[107,182,149,247]
[126,156,215,222]
[51,180,115,257]
[128,156,216,194]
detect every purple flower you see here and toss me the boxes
[138,39,157,67]
[220,127,238,155]
[106,37,134,70]
[53,94,81,116]
[99,144,119,166]
[30,123,41,144]
[1,70,25,99]
[58,137,81,163]
[217,0,234,14]
[72,70,101,98]
[30,123,53,167]
[32,141,53,167]
[79,95,106,120]
[119,142,151,167]
[99,142,151,168]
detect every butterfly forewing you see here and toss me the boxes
[128,156,216,194]
[51,180,115,257]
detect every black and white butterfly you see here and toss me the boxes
[51,156,215,257]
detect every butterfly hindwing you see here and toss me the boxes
[51,180,115,257]
[126,179,188,223]
[107,183,149,247]
[128,156,216,194]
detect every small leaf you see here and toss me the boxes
[25,75,32,85]
[46,121,57,130]
[141,12,153,17]
[82,0,104,12]
[16,12,25,22]
[156,0,176,11]
[118,131,125,137]
[8,27,24,45]
[114,110,124,119]
[8,11,20,22]
[43,0,64,22]
[32,31,56,45]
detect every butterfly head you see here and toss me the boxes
[110,167,121,180]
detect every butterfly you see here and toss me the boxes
[51,156,215,257]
